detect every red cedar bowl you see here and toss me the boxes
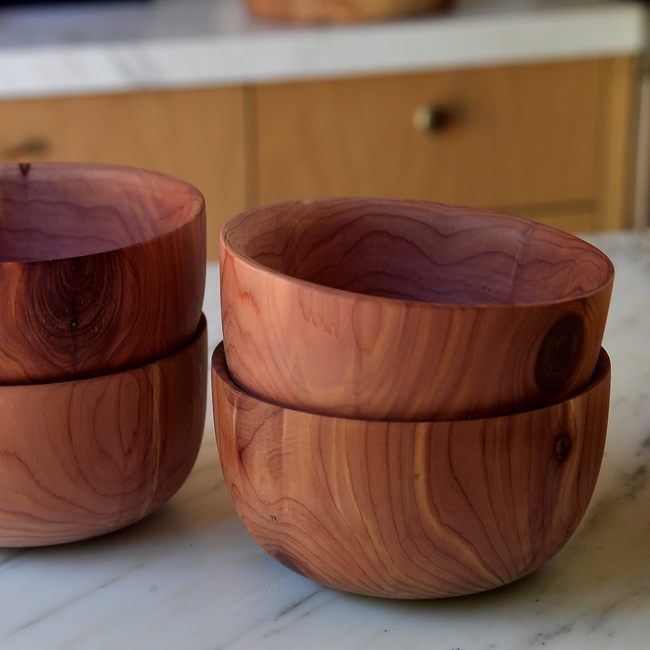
[213,342,610,599]
[0,314,207,547]
[244,0,453,23]
[0,162,206,384]
[220,198,614,421]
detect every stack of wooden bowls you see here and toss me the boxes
[214,197,614,599]
[0,163,207,546]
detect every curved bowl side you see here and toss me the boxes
[0,315,208,546]
[221,198,613,420]
[0,163,206,384]
[213,343,610,599]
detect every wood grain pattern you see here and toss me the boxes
[244,0,451,23]
[221,198,613,420]
[213,342,610,599]
[0,314,207,547]
[0,163,206,384]
[0,88,247,261]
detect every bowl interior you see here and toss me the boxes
[225,198,613,306]
[0,163,204,263]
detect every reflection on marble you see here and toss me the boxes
[0,0,644,99]
[1,232,650,649]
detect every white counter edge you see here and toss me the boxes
[0,3,645,99]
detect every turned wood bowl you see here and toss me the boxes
[213,342,610,599]
[0,314,207,547]
[244,0,453,23]
[221,198,614,421]
[0,162,206,384]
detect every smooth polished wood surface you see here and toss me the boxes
[0,163,205,384]
[221,198,613,420]
[0,88,247,261]
[244,0,451,23]
[0,314,207,547]
[213,343,610,599]
[256,60,602,225]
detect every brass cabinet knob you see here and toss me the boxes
[413,105,454,133]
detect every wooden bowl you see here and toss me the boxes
[213,342,610,599]
[244,0,453,23]
[0,162,206,384]
[0,314,207,547]
[221,198,614,421]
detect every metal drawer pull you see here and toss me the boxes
[413,105,454,133]
[2,137,50,158]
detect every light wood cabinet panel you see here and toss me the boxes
[499,201,596,232]
[0,54,637,255]
[256,58,634,231]
[595,56,637,230]
[0,87,247,260]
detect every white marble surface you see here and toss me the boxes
[1,230,650,649]
[0,0,645,99]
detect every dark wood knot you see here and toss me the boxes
[535,312,585,395]
[19,253,127,367]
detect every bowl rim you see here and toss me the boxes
[0,162,205,266]
[212,340,611,424]
[221,197,615,310]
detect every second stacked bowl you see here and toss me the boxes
[213,342,610,599]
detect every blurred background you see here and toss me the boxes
[0,0,647,260]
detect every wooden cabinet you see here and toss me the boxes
[0,87,247,260]
[0,55,638,260]
[255,57,636,233]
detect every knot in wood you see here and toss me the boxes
[535,312,585,395]
[555,434,572,459]
[20,253,126,366]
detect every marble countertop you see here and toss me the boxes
[0,0,645,99]
[1,229,649,649]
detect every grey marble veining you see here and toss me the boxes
[0,231,649,649]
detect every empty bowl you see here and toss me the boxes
[221,197,613,420]
[0,162,206,384]
[0,315,207,546]
[213,341,610,599]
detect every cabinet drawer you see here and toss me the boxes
[257,60,601,211]
[0,88,247,260]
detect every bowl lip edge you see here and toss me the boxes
[0,162,206,267]
[220,197,615,311]
[0,313,207,392]
[211,341,611,425]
